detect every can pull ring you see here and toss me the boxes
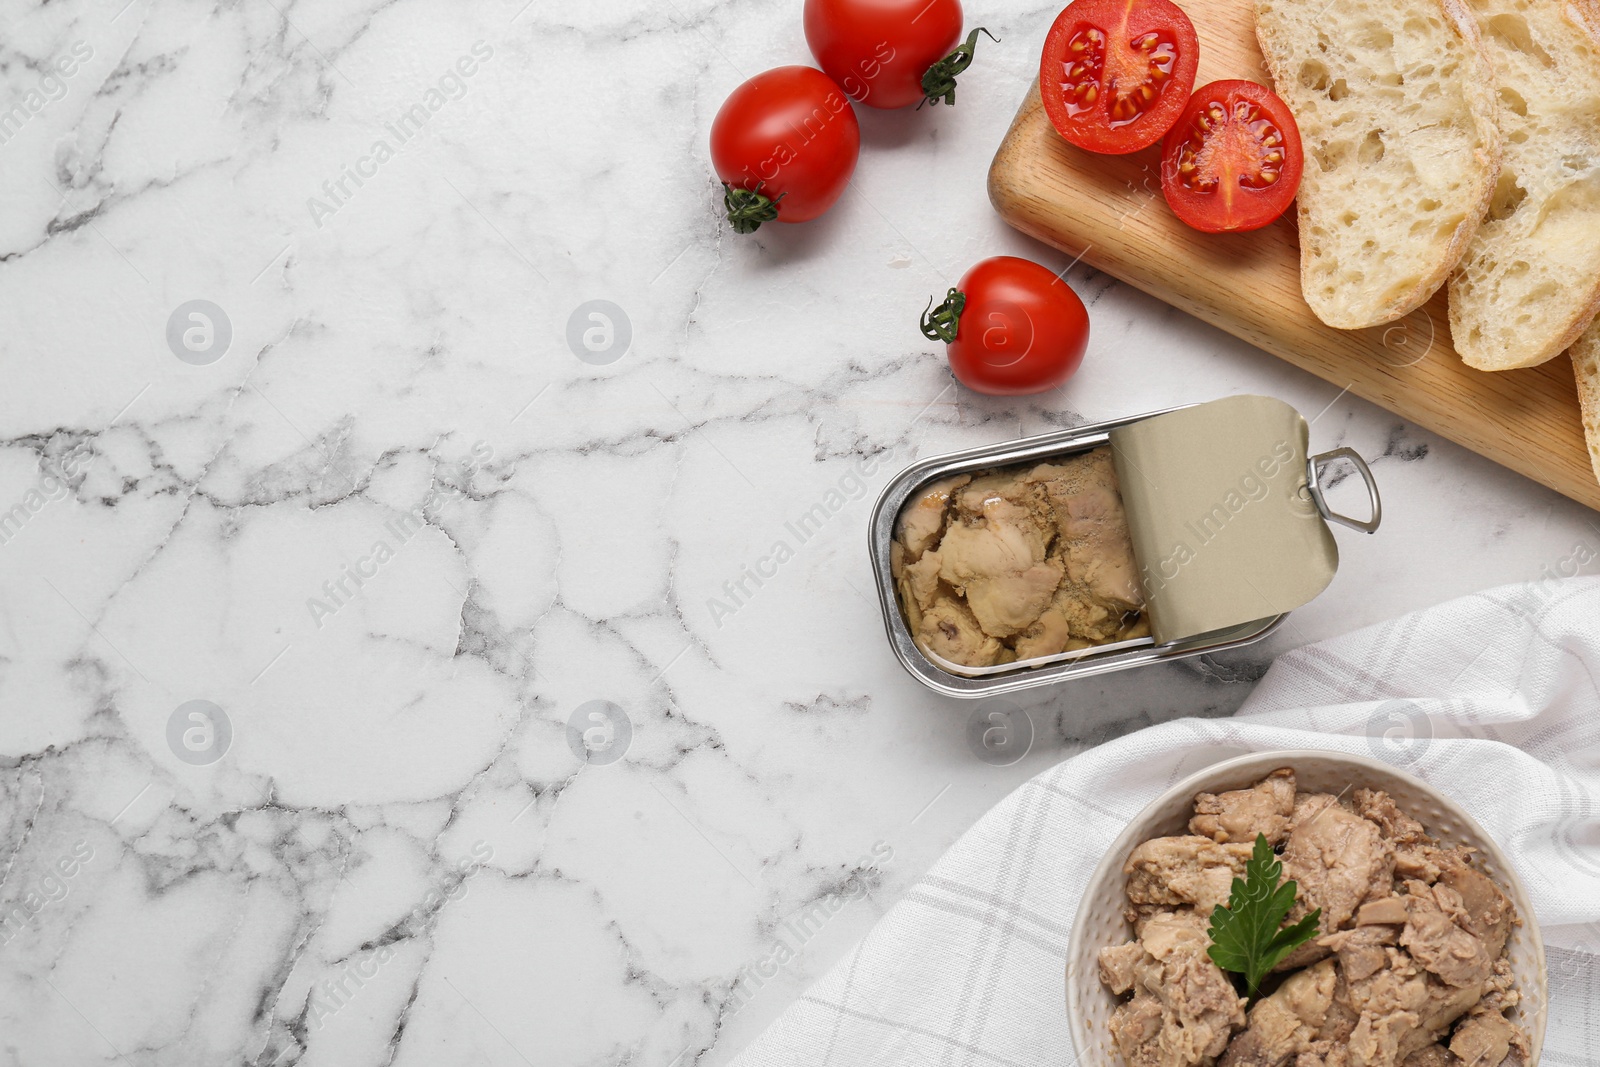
[1305,448,1382,534]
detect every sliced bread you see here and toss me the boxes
[1449,0,1600,370]
[1571,318,1600,485]
[1255,0,1501,330]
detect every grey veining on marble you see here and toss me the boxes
[1,0,1597,1064]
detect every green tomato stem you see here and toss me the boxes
[722,182,783,234]
[920,288,966,343]
[921,28,1000,107]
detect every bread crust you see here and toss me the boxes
[1570,320,1600,487]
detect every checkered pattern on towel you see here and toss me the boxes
[732,579,1600,1066]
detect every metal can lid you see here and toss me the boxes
[1109,395,1378,645]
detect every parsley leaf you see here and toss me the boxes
[1205,833,1323,999]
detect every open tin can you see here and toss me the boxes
[869,395,1382,697]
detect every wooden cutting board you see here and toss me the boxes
[987,0,1600,511]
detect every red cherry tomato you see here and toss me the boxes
[804,0,995,109]
[1039,0,1200,155]
[921,257,1091,395]
[1160,79,1304,233]
[710,67,862,233]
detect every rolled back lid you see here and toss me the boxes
[1109,395,1339,645]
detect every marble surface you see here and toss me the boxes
[0,0,1596,1064]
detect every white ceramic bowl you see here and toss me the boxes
[1065,750,1548,1065]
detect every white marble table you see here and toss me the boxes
[1,1,1595,1064]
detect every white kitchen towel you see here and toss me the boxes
[731,578,1600,1067]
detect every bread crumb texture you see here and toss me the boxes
[1450,0,1600,370]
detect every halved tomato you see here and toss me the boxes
[1039,0,1200,155]
[1160,79,1303,233]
